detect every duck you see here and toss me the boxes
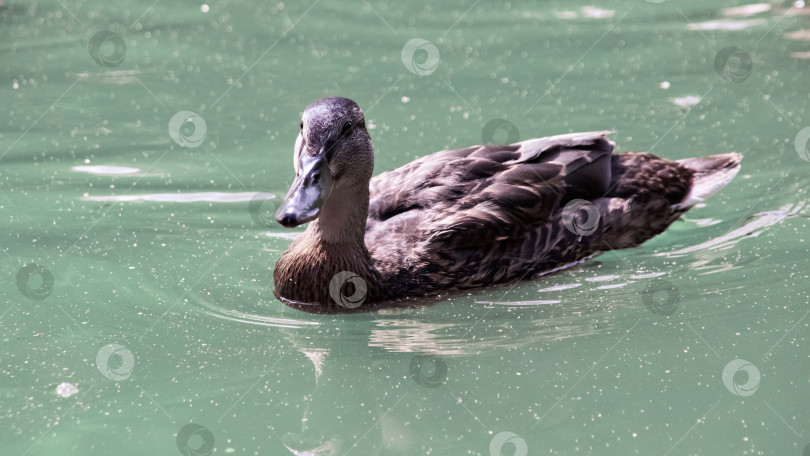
[272,97,741,310]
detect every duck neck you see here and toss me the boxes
[308,181,370,247]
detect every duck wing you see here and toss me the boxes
[367,131,613,243]
[365,131,614,289]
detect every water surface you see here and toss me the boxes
[2,0,810,455]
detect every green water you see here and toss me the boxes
[2,0,810,454]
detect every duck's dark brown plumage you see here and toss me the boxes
[273,97,741,310]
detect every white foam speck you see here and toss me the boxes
[56,382,79,398]
[82,192,273,203]
[688,19,766,31]
[582,6,615,18]
[630,272,666,279]
[478,300,560,306]
[264,232,302,240]
[538,283,582,292]
[722,3,771,17]
[671,95,701,108]
[586,274,621,283]
[73,165,141,175]
[596,282,629,290]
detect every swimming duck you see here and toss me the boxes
[273,97,741,310]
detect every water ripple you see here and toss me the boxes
[658,201,806,257]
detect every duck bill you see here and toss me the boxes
[275,153,333,228]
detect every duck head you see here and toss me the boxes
[275,97,373,228]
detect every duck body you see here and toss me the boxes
[273,98,741,310]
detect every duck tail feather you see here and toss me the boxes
[672,153,742,209]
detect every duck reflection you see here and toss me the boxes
[274,292,628,455]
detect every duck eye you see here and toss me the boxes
[340,121,353,137]
[299,121,304,130]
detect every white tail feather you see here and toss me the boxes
[672,153,742,210]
